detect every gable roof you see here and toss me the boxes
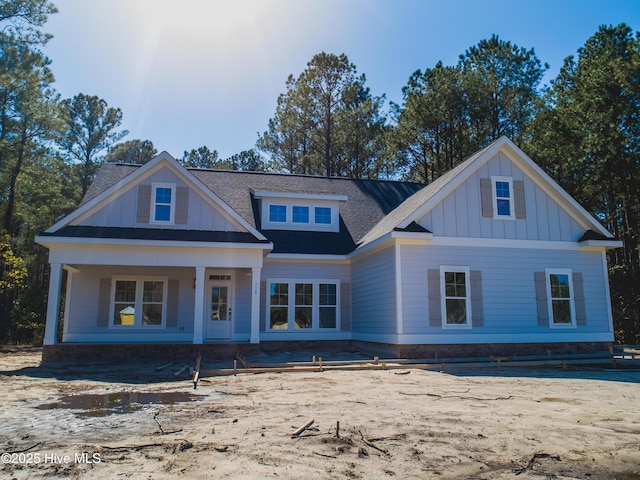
[358,136,616,247]
[44,137,617,255]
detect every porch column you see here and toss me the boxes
[250,267,261,344]
[193,266,205,344]
[43,262,63,345]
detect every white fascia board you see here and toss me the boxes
[428,235,584,251]
[579,239,623,250]
[251,189,348,202]
[35,235,273,251]
[390,231,433,242]
[265,253,350,263]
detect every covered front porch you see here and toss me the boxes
[39,239,270,346]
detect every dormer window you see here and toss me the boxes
[269,204,286,223]
[315,207,331,224]
[152,183,175,223]
[253,190,346,233]
[292,206,309,223]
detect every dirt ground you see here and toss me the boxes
[0,348,639,480]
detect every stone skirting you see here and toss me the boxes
[41,340,612,364]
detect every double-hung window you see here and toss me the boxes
[111,277,167,327]
[152,184,175,223]
[440,267,471,328]
[491,176,514,219]
[268,280,340,331]
[546,269,576,327]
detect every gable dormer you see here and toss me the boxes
[252,190,347,233]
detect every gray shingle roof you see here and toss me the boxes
[80,163,426,253]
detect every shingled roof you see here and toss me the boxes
[81,163,426,253]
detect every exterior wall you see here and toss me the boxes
[64,265,194,342]
[417,151,585,241]
[78,166,239,232]
[398,243,613,344]
[351,245,397,339]
[258,259,351,340]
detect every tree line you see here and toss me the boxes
[0,0,638,343]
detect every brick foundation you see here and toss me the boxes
[41,340,612,364]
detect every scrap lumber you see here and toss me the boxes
[291,419,315,438]
[192,354,201,389]
[155,362,174,371]
[174,365,189,376]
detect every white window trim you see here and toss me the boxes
[109,275,168,329]
[491,176,515,220]
[545,268,577,329]
[440,266,472,329]
[150,183,176,224]
[262,200,338,232]
[266,278,340,331]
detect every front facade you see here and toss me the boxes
[36,137,621,358]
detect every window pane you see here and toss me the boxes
[496,199,511,216]
[319,307,336,328]
[292,206,309,223]
[114,304,135,325]
[142,304,163,325]
[319,283,337,305]
[445,272,466,297]
[270,283,288,305]
[295,307,312,328]
[270,307,288,329]
[156,187,172,204]
[552,299,572,324]
[143,281,164,302]
[295,283,313,306]
[315,207,331,224]
[115,280,137,302]
[446,298,467,325]
[550,274,570,299]
[495,181,510,198]
[155,204,171,221]
[269,205,286,222]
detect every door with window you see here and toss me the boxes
[206,280,233,340]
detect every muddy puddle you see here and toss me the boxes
[36,391,201,417]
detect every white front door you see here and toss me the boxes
[205,281,233,340]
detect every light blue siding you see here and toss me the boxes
[64,265,195,339]
[78,167,239,232]
[351,246,397,336]
[399,244,611,340]
[418,152,585,241]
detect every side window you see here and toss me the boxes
[152,184,175,223]
[441,267,471,328]
[491,176,514,219]
[547,270,575,327]
[112,278,166,327]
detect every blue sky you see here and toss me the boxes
[43,0,640,160]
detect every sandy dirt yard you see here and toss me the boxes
[0,348,639,480]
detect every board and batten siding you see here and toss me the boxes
[399,244,611,342]
[62,265,195,342]
[417,151,585,241]
[351,245,397,336]
[78,166,240,232]
[231,270,252,339]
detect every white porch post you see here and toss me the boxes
[193,266,205,344]
[250,267,261,344]
[43,262,63,345]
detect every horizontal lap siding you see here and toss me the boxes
[400,244,610,338]
[233,272,251,337]
[351,246,396,335]
[66,265,195,337]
